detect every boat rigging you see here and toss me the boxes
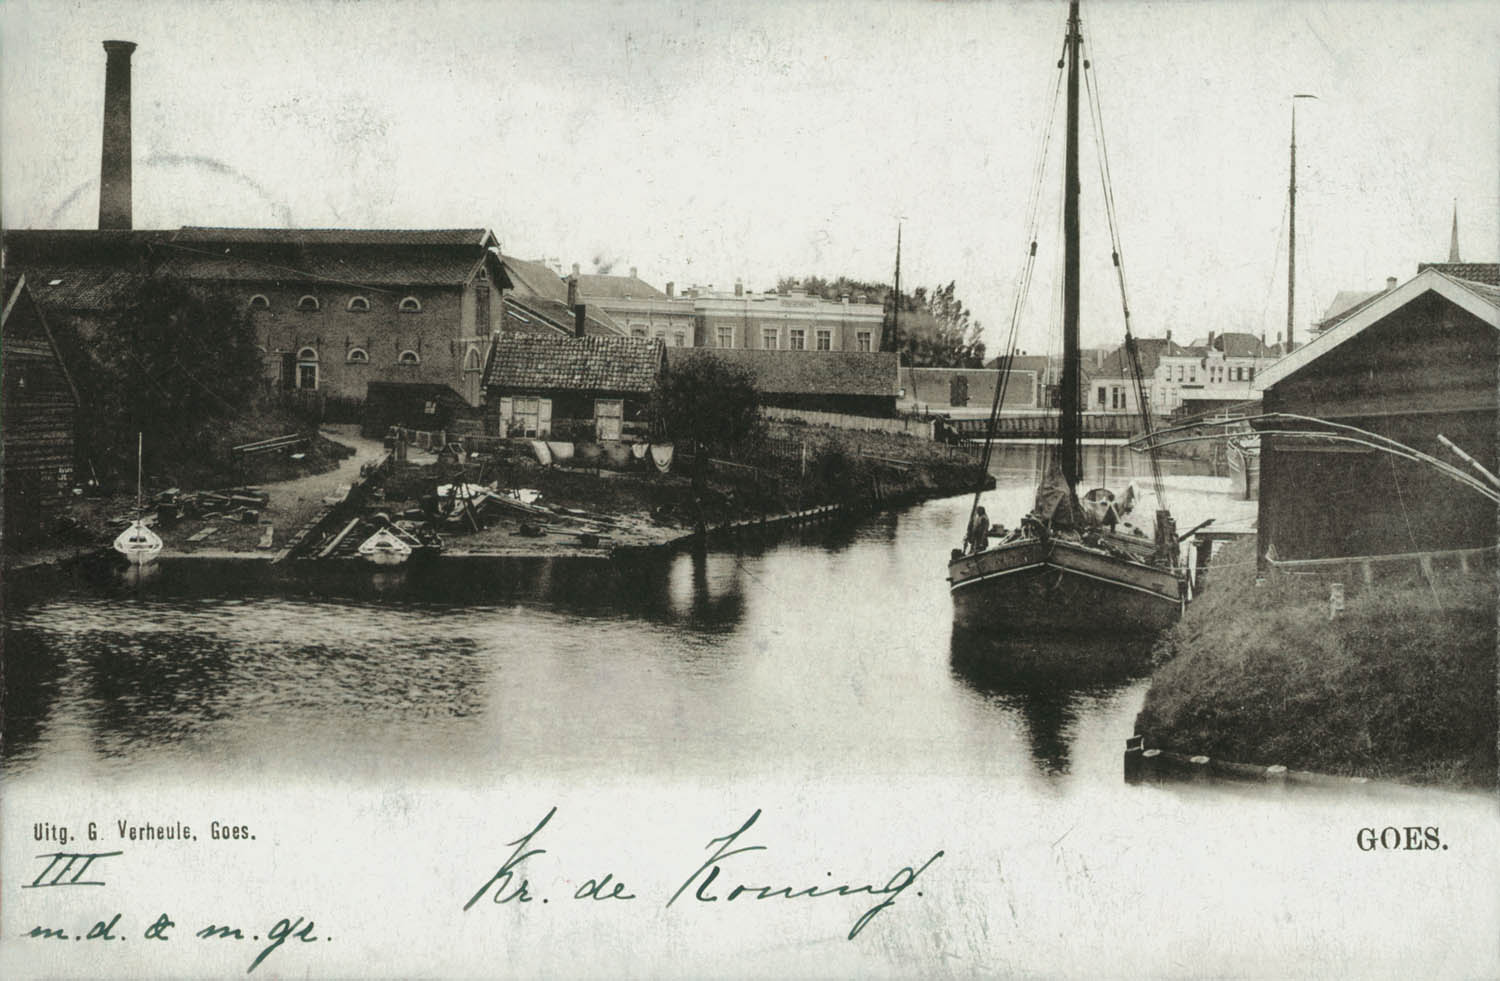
[947,0,1185,635]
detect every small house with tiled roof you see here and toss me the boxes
[484,334,665,440]
[3,274,81,548]
[673,348,900,417]
[1252,267,1499,562]
[157,227,512,409]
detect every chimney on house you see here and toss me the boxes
[1207,330,1216,350]
[629,266,637,280]
[665,282,674,297]
[566,273,578,308]
[1166,329,1172,344]
[574,303,587,338]
[99,40,137,229]
[1386,276,1397,290]
[572,262,581,277]
[734,278,744,297]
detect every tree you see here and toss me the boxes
[89,278,263,479]
[651,353,763,512]
[773,274,986,367]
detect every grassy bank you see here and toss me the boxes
[1137,542,1497,789]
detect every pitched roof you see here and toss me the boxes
[1213,331,1277,358]
[1318,289,1383,328]
[484,333,663,393]
[1092,337,1175,379]
[503,295,623,337]
[174,227,495,247]
[1254,268,1500,392]
[673,349,899,397]
[576,272,666,300]
[11,263,146,313]
[3,228,166,313]
[501,255,570,303]
[155,245,504,289]
[1417,262,1499,285]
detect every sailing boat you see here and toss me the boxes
[1225,95,1314,502]
[946,0,1183,635]
[113,433,163,565]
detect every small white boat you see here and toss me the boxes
[114,519,163,565]
[114,433,162,565]
[357,527,413,566]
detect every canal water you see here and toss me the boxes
[3,445,1495,978]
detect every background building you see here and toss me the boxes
[155,227,511,408]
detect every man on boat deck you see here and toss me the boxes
[966,506,991,554]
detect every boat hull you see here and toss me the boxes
[948,538,1182,634]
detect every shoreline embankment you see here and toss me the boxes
[3,422,990,589]
[1133,541,1497,790]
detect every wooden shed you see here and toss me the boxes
[1252,268,1498,563]
[3,274,81,548]
[483,333,665,441]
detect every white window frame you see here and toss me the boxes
[296,347,319,390]
[789,328,806,350]
[397,349,421,365]
[346,348,369,364]
[347,296,371,312]
[297,295,320,312]
[716,326,734,349]
[815,328,832,351]
[761,327,779,349]
[249,294,271,310]
[463,348,482,371]
[856,331,873,352]
[399,296,422,313]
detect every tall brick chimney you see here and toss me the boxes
[99,40,137,230]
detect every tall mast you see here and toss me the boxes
[1059,0,1082,489]
[1287,94,1316,352]
[892,222,902,350]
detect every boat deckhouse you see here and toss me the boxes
[1252,267,1499,563]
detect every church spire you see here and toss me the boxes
[1449,200,1461,262]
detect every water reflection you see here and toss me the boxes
[4,445,1239,785]
[949,626,1154,775]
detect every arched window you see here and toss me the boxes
[398,296,422,313]
[347,296,370,312]
[249,294,271,310]
[296,347,319,390]
[297,295,320,311]
[346,348,369,364]
[463,348,482,371]
[397,350,421,365]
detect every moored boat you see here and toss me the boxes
[947,0,1184,636]
[114,434,162,566]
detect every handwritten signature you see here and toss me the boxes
[464,807,945,940]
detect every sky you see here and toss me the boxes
[2,0,1497,356]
